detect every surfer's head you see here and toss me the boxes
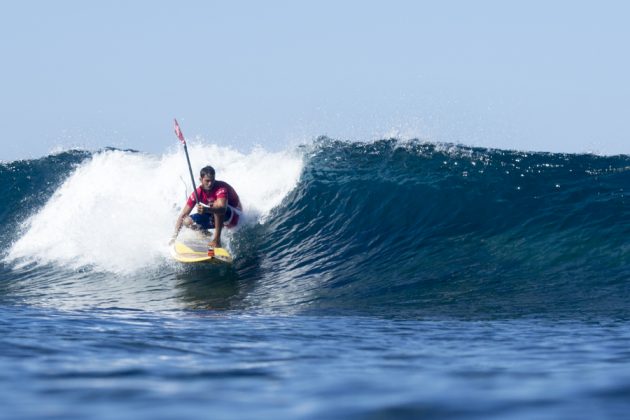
[200,166,215,178]
[199,166,215,190]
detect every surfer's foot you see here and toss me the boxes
[208,238,221,248]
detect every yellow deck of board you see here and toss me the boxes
[171,240,233,264]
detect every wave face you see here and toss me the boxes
[2,140,629,317]
[236,139,630,317]
[0,150,92,240]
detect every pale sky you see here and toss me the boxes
[1,0,629,161]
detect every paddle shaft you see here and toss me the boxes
[174,119,200,204]
[183,142,200,204]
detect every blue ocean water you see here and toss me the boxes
[1,139,629,419]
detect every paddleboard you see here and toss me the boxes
[171,234,233,264]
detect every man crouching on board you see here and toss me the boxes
[171,165,242,248]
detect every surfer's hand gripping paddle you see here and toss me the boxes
[197,202,211,214]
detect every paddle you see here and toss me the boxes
[173,119,200,204]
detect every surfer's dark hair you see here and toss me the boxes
[200,166,215,178]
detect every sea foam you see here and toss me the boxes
[6,143,303,274]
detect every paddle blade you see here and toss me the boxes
[174,118,186,145]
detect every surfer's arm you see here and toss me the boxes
[197,198,227,214]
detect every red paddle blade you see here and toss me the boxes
[174,118,186,145]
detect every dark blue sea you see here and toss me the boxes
[1,139,629,419]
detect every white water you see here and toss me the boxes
[7,143,303,274]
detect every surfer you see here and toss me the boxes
[171,165,242,248]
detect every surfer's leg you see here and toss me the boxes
[189,213,213,231]
[210,211,225,248]
[182,216,196,229]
